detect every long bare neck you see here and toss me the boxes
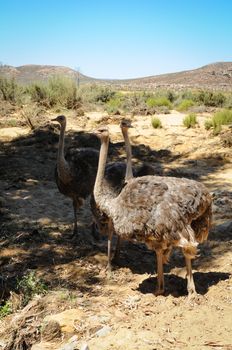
[122,128,133,182]
[57,123,66,162]
[57,122,70,178]
[94,137,109,200]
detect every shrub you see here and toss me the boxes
[146,97,172,109]
[28,75,80,109]
[177,99,195,111]
[106,97,122,114]
[212,109,232,128]
[213,124,222,135]
[183,113,197,128]
[196,90,226,107]
[151,116,162,128]
[0,77,23,104]
[167,90,175,103]
[204,119,213,130]
[0,301,12,319]
[225,94,232,109]
[17,271,48,306]
[122,93,148,115]
[27,82,50,107]
[48,75,79,108]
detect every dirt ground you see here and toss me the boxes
[0,110,232,350]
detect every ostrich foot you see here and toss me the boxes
[186,291,202,304]
[154,288,165,296]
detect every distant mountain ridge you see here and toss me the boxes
[0,62,232,90]
[0,64,94,84]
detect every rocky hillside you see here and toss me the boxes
[0,64,96,85]
[110,62,232,91]
[0,62,232,90]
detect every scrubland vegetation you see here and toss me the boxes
[1,74,232,134]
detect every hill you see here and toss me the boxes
[0,64,96,85]
[0,62,232,90]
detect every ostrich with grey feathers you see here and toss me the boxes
[93,126,212,297]
[51,115,99,237]
[52,115,154,238]
[91,119,155,264]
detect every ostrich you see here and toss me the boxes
[93,126,212,297]
[52,115,153,239]
[91,119,155,266]
[51,115,99,237]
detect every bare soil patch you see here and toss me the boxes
[0,112,232,350]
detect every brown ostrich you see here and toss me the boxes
[52,115,99,237]
[93,126,212,297]
[91,119,155,267]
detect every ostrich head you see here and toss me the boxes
[51,115,66,127]
[93,125,109,142]
[120,118,133,131]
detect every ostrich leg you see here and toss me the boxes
[72,199,79,236]
[107,220,114,275]
[155,249,165,295]
[185,256,196,297]
[113,236,121,261]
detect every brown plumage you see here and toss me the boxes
[93,126,212,297]
[52,115,99,236]
[91,119,156,265]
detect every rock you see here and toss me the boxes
[41,320,62,341]
[95,325,112,337]
[44,308,84,333]
[80,344,90,350]
[58,335,79,350]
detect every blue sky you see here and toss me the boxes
[1,0,232,79]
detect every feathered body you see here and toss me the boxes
[90,162,156,235]
[97,175,211,252]
[91,119,155,236]
[55,147,99,204]
[93,126,213,296]
[52,115,99,235]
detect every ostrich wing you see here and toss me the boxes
[55,148,99,200]
[110,176,212,243]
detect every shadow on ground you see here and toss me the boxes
[0,123,232,304]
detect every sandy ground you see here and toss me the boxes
[0,111,232,350]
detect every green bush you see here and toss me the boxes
[27,82,50,107]
[225,94,232,109]
[177,99,195,111]
[183,113,197,128]
[212,109,232,128]
[122,93,148,115]
[106,97,122,114]
[146,97,172,109]
[0,301,12,319]
[204,119,213,130]
[0,77,23,104]
[17,271,48,306]
[28,75,80,109]
[151,116,162,128]
[213,124,222,135]
[196,91,226,107]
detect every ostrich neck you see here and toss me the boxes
[94,137,110,203]
[122,128,133,182]
[57,123,70,179]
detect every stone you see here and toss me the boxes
[41,320,62,341]
[95,325,112,337]
[44,309,84,333]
